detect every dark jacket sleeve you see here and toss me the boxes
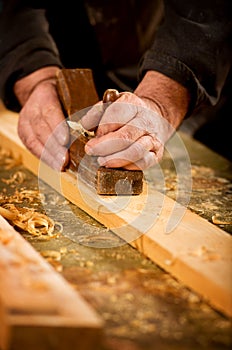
[140,0,232,115]
[0,0,62,111]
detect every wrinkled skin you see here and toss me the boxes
[81,92,172,170]
[17,80,70,170]
[15,68,189,171]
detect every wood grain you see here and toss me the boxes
[0,103,231,318]
[0,215,103,350]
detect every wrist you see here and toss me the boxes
[14,66,60,106]
[134,70,190,129]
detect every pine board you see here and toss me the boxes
[0,215,103,350]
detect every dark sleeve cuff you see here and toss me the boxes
[139,0,232,117]
[1,38,62,112]
[0,5,63,111]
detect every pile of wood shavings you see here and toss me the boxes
[0,188,45,204]
[0,147,63,239]
[0,203,63,239]
[0,188,61,240]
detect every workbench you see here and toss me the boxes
[0,106,232,350]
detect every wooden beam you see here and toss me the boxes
[0,103,231,318]
[0,214,103,350]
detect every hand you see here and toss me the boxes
[81,71,190,171]
[15,68,70,170]
[81,93,167,170]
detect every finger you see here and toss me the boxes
[46,108,70,146]
[123,139,164,170]
[38,100,70,146]
[18,114,69,171]
[42,131,69,170]
[80,101,104,131]
[97,135,155,168]
[31,81,70,146]
[96,100,138,136]
[31,118,69,163]
[85,123,146,156]
[123,152,158,170]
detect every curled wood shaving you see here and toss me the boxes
[0,204,63,239]
[0,206,18,220]
[0,189,45,205]
[1,171,26,185]
[212,214,232,225]
[67,120,94,138]
[15,189,45,203]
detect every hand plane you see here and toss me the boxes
[56,68,143,195]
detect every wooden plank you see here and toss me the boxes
[0,103,232,318]
[0,215,103,350]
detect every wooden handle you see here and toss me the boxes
[103,89,120,103]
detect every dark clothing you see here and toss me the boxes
[0,0,232,118]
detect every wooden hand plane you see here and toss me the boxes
[56,68,143,195]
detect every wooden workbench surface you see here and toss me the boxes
[0,108,232,349]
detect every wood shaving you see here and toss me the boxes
[0,189,45,205]
[44,258,63,272]
[40,250,61,261]
[60,246,67,254]
[0,204,63,239]
[212,214,232,225]
[67,120,94,138]
[0,206,18,220]
[16,189,45,203]
[1,171,26,185]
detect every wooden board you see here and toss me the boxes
[0,103,232,318]
[0,215,103,350]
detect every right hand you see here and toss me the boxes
[15,68,70,170]
[81,71,190,171]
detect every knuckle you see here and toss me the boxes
[42,104,56,117]
[25,136,39,152]
[118,129,134,145]
[132,142,144,158]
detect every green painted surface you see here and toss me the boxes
[0,132,231,350]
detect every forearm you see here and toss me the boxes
[134,70,190,130]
